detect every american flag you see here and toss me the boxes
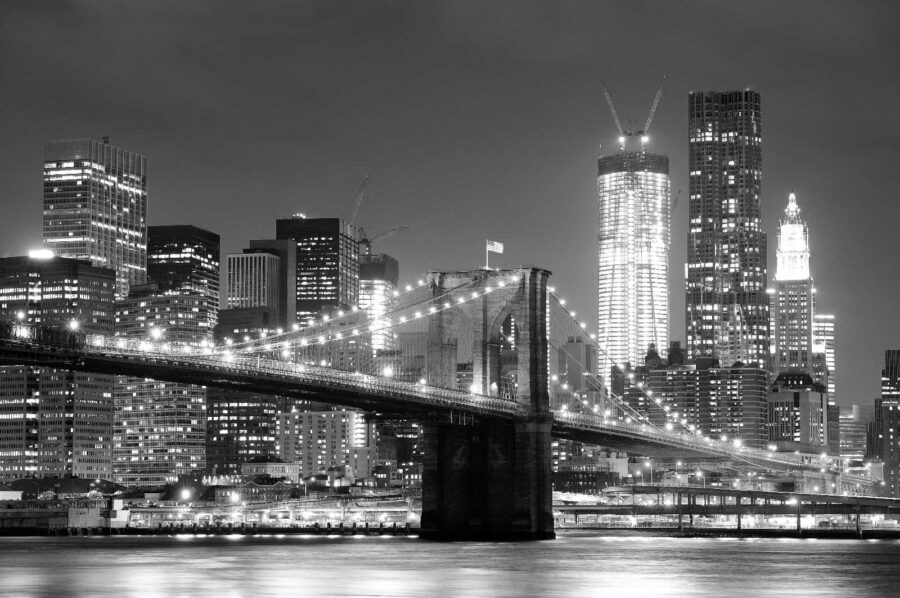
[487,240,504,254]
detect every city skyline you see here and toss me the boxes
[1,1,898,403]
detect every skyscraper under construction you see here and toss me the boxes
[597,84,670,382]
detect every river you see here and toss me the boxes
[2,532,898,597]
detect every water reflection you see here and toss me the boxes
[2,534,899,597]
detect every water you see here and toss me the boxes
[2,532,899,597]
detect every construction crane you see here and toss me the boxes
[359,225,409,256]
[601,77,665,150]
[637,77,665,139]
[342,175,370,227]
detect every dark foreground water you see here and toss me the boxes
[2,533,899,597]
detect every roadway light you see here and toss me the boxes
[68,319,79,331]
[16,311,25,321]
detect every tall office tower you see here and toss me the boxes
[359,252,399,353]
[43,137,148,300]
[685,91,768,368]
[813,314,836,400]
[596,147,670,380]
[276,409,378,481]
[113,285,209,487]
[772,193,815,373]
[881,351,900,497]
[275,216,359,323]
[0,255,115,482]
[147,225,220,331]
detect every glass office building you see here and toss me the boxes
[43,137,147,300]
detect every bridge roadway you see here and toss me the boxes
[0,334,855,473]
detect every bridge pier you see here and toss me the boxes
[419,415,555,541]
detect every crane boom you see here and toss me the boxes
[641,77,665,135]
[359,225,409,256]
[600,80,625,137]
[343,175,370,227]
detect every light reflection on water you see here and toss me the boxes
[2,533,899,597]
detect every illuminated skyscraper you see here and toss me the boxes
[43,137,147,300]
[359,252,399,353]
[813,314,836,399]
[685,91,768,367]
[773,193,814,373]
[275,216,359,324]
[597,147,669,380]
[880,350,900,497]
[0,255,115,482]
[147,225,220,331]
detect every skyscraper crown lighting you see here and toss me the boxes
[776,192,811,281]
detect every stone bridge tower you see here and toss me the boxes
[419,266,554,540]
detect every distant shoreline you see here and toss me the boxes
[556,527,900,540]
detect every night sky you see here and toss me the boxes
[1,1,898,405]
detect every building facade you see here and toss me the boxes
[206,390,285,476]
[597,149,669,379]
[685,91,768,368]
[275,216,359,324]
[0,255,116,482]
[276,409,377,481]
[226,252,281,315]
[43,137,148,299]
[147,225,220,331]
[768,371,829,453]
[644,361,769,448]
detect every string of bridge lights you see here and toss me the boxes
[547,287,706,440]
[220,275,525,357]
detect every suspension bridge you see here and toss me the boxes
[0,266,866,539]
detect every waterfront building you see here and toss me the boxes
[147,225,220,331]
[596,146,669,381]
[768,370,829,453]
[359,252,399,353]
[240,457,300,484]
[275,216,359,324]
[0,255,115,482]
[881,351,900,497]
[206,390,284,476]
[685,91,768,368]
[276,409,377,481]
[43,137,147,299]
[113,285,209,487]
